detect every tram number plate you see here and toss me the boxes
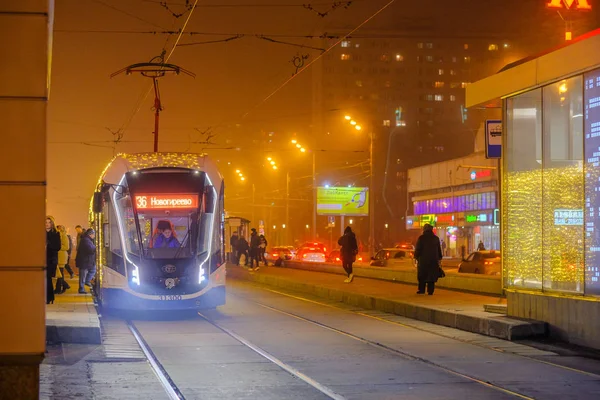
[159,295,182,301]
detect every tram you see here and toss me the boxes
[90,153,226,311]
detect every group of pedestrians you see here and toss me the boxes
[45,216,97,304]
[230,228,268,271]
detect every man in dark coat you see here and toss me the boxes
[414,223,443,295]
[46,216,61,304]
[76,229,96,294]
[230,231,239,264]
[249,228,261,271]
[236,235,250,266]
[338,226,358,283]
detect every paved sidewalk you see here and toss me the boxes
[46,278,101,344]
[229,265,545,341]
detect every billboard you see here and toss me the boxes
[317,187,369,216]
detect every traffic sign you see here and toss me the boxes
[485,120,502,159]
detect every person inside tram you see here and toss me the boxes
[152,220,181,248]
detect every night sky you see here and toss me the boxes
[47,0,599,235]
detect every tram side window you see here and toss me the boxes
[109,204,122,255]
[199,185,215,254]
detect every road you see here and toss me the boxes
[101,279,600,400]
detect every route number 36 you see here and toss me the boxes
[136,196,147,209]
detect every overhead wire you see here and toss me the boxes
[238,0,398,119]
[88,0,167,30]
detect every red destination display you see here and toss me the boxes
[135,194,199,210]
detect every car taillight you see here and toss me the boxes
[335,257,340,261]
[303,254,307,258]
[272,253,279,257]
[358,256,363,261]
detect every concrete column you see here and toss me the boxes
[0,1,54,398]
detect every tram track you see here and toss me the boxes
[127,321,186,400]
[254,285,600,380]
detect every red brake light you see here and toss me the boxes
[272,253,278,257]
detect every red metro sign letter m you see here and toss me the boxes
[547,0,592,10]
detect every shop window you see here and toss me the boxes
[541,76,584,293]
[505,88,543,290]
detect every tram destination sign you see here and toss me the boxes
[135,194,199,210]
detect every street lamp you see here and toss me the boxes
[349,219,353,225]
[292,139,316,239]
[282,224,286,229]
[344,115,374,256]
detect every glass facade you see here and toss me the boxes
[504,74,590,295]
[413,192,496,214]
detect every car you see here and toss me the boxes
[327,249,364,263]
[370,248,415,268]
[265,246,294,262]
[296,242,327,263]
[458,250,501,275]
[394,243,415,251]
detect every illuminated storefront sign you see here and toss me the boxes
[135,194,199,210]
[470,169,492,181]
[547,0,592,11]
[316,187,369,216]
[466,213,488,223]
[436,214,455,225]
[554,209,583,226]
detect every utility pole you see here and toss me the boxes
[252,183,256,227]
[312,150,317,239]
[110,51,194,153]
[369,131,375,256]
[286,171,290,245]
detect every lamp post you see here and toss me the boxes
[292,139,315,239]
[344,115,375,256]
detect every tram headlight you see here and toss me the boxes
[199,266,206,283]
[131,265,141,285]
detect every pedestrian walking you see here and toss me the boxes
[259,234,268,266]
[414,223,443,295]
[237,235,250,266]
[230,231,239,264]
[249,228,261,270]
[441,240,447,257]
[45,216,61,304]
[338,226,358,283]
[54,225,72,294]
[76,228,96,294]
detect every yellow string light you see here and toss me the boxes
[504,165,584,292]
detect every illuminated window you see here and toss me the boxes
[450,95,456,101]
[565,31,572,41]
[464,44,469,50]
[450,82,460,88]
[383,120,391,127]
[434,81,445,88]
[417,42,424,49]
[395,54,404,61]
[341,54,350,61]
[461,82,470,88]
[380,54,390,62]
[488,44,499,51]
[450,69,457,76]
[426,42,433,49]
[425,94,433,101]
[434,94,443,101]
[384,81,392,88]
[341,40,351,48]
[426,55,433,62]
[396,120,407,127]
[452,57,458,63]
[438,69,444,75]
[355,43,360,48]
[355,80,363,87]
[464,56,471,63]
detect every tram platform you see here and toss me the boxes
[282,259,501,295]
[46,278,101,344]
[228,265,546,342]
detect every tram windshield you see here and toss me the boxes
[138,212,195,259]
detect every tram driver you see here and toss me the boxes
[152,220,181,248]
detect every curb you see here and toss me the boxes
[230,268,546,341]
[46,323,102,345]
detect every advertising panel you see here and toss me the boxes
[584,68,600,295]
[317,187,368,216]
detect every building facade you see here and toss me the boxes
[406,151,500,258]
[467,28,600,350]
